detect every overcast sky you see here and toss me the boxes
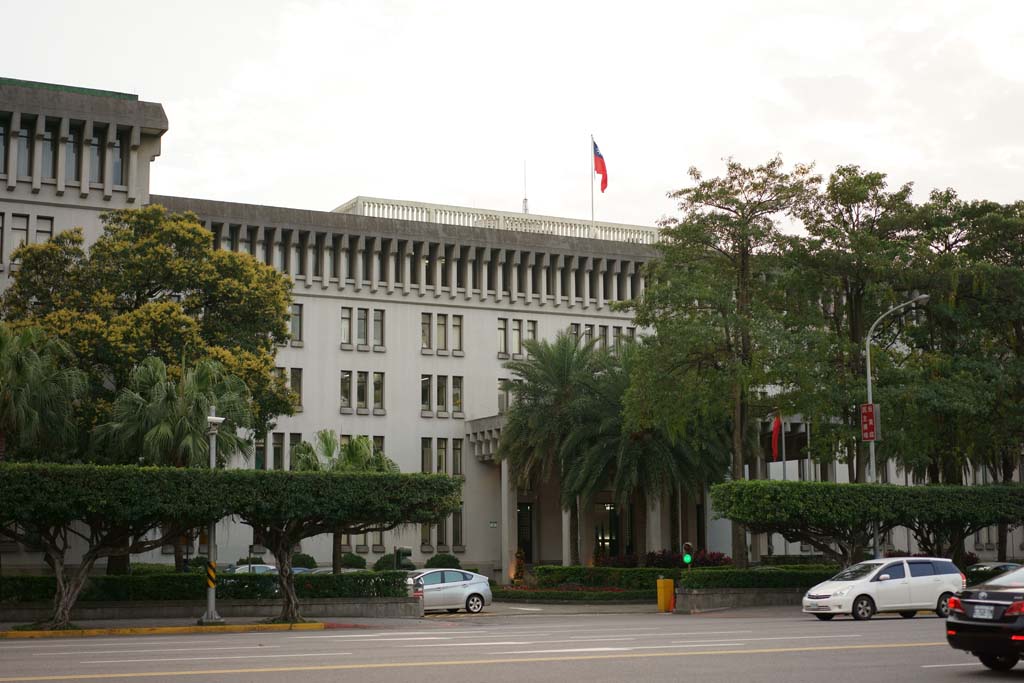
[10,1,1024,227]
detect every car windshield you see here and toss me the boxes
[830,563,882,581]
[983,567,1024,588]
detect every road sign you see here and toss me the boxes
[860,403,880,442]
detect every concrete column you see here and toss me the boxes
[581,257,591,310]
[464,249,475,301]
[509,251,521,303]
[561,507,572,566]
[595,258,606,310]
[31,115,43,194]
[480,251,491,302]
[127,125,140,203]
[103,123,115,200]
[636,268,646,300]
[5,112,18,190]
[578,498,594,565]
[338,237,349,291]
[353,236,365,292]
[524,252,535,305]
[645,496,665,553]
[300,232,311,288]
[624,262,634,300]
[538,254,548,307]
[609,260,620,303]
[431,243,442,298]
[387,240,398,294]
[418,243,428,297]
[319,233,330,290]
[448,245,458,299]
[566,255,576,308]
[56,118,68,196]
[494,250,506,303]
[403,243,413,296]
[79,119,91,197]
[370,237,380,293]
[553,255,563,307]
[499,459,518,585]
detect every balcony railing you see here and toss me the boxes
[334,196,659,245]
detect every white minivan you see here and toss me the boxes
[803,557,965,621]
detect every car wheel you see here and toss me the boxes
[814,614,834,621]
[447,608,459,614]
[899,611,916,619]
[466,594,485,614]
[978,654,1019,671]
[851,595,875,621]
[935,592,953,618]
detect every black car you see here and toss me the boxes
[947,565,1024,671]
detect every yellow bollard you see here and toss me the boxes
[656,578,674,612]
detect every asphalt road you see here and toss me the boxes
[0,608,1012,682]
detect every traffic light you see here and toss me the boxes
[394,546,414,570]
[682,542,694,567]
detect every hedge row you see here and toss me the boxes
[531,566,835,590]
[493,589,657,602]
[0,571,409,604]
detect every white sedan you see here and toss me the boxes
[408,569,493,614]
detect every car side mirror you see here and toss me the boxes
[878,574,891,582]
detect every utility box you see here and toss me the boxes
[657,578,675,613]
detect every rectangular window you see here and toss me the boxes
[41,119,59,180]
[421,437,432,473]
[498,318,508,354]
[356,371,368,409]
[584,324,594,344]
[452,315,463,351]
[452,439,463,476]
[11,215,28,254]
[254,437,266,470]
[613,326,622,349]
[421,312,432,349]
[89,124,104,183]
[452,376,463,413]
[290,368,303,408]
[570,323,581,339]
[312,235,323,277]
[0,116,6,173]
[436,375,448,413]
[626,327,636,340]
[290,304,303,342]
[421,524,431,547]
[498,379,509,414]
[436,313,448,351]
[17,118,33,178]
[356,308,368,345]
[512,319,523,355]
[437,438,447,474]
[598,325,608,349]
[272,432,285,470]
[373,435,384,454]
[294,236,306,277]
[453,505,464,546]
[66,122,82,182]
[288,433,302,470]
[373,372,384,410]
[373,309,384,346]
[339,370,352,408]
[34,217,53,244]
[436,517,447,546]
[421,374,432,411]
[340,307,352,344]
[277,233,289,273]
[527,320,537,342]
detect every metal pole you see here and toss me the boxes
[199,406,224,625]
[590,134,595,235]
[781,420,787,558]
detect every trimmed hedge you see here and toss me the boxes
[531,566,835,590]
[424,553,461,569]
[0,571,408,604]
[494,589,656,602]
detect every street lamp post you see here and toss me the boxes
[199,406,226,625]
[865,293,929,559]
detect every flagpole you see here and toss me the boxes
[590,134,595,236]
[781,418,787,557]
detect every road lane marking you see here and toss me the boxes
[496,643,744,654]
[0,642,946,682]
[37,646,279,657]
[83,652,353,664]
[508,607,543,611]
[404,637,635,648]
[921,663,980,668]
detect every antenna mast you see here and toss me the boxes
[522,160,529,214]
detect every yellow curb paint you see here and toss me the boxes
[0,640,945,681]
[0,622,323,640]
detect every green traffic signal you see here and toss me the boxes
[683,553,693,565]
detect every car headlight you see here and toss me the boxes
[832,586,852,598]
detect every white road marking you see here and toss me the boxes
[493,642,743,655]
[403,637,635,648]
[671,634,862,645]
[508,607,543,611]
[36,645,279,656]
[921,663,980,668]
[84,652,353,664]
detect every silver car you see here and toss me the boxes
[408,569,493,614]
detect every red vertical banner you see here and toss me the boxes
[860,403,880,442]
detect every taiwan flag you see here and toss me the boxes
[593,140,608,193]
[771,415,782,462]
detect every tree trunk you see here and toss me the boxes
[332,525,343,574]
[44,555,96,630]
[105,553,130,575]
[731,382,748,569]
[998,451,1015,562]
[570,501,580,566]
[272,540,303,623]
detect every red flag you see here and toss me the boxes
[593,140,608,193]
[771,415,782,462]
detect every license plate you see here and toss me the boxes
[808,602,818,608]
[973,605,994,620]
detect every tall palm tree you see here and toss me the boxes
[292,430,398,572]
[0,324,86,460]
[497,331,597,564]
[95,357,253,468]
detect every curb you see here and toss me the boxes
[0,622,326,639]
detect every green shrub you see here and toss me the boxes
[530,566,834,590]
[424,553,461,569]
[293,571,408,598]
[373,554,396,571]
[341,553,367,569]
[292,553,317,569]
[128,563,177,575]
[236,556,268,567]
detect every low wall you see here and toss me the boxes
[674,587,805,614]
[0,597,422,622]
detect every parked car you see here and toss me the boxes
[946,565,1024,670]
[292,567,312,575]
[803,557,965,621]
[234,564,277,574]
[966,562,1021,587]
[407,569,492,614]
